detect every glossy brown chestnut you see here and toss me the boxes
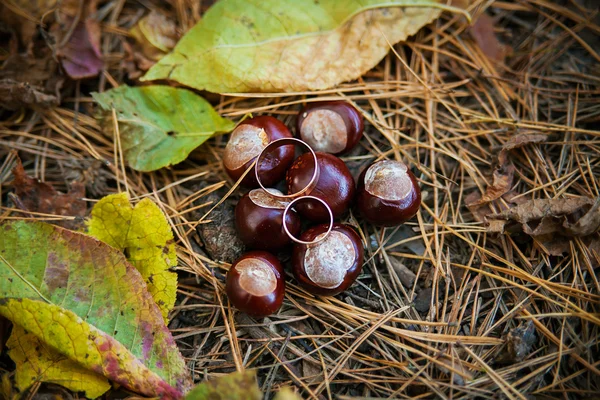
[296,101,364,155]
[292,223,363,296]
[226,251,285,317]
[286,152,355,222]
[356,160,421,227]
[223,116,294,187]
[235,188,301,251]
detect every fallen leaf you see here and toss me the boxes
[0,79,58,109]
[501,133,548,152]
[124,11,179,79]
[87,193,177,321]
[563,197,600,237]
[0,51,63,109]
[467,163,515,206]
[488,197,594,225]
[0,220,191,398]
[142,0,469,93]
[130,11,178,61]
[469,12,511,63]
[486,197,600,255]
[92,85,235,171]
[7,325,110,398]
[185,370,261,400]
[56,19,103,79]
[11,157,86,229]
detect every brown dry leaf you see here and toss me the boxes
[489,197,594,225]
[125,11,178,79]
[0,79,58,109]
[563,198,600,237]
[0,50,63,109]
[469,12,511,63]
[130,11,178,61]
[486,197,600,255]
[502,133,548,151]
[11,157,86,229]
[467,163,515,207]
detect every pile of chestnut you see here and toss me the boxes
[222,101,421,318]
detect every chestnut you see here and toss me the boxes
[223,116,294,187]
[226,251,285,317]
[356,160,421,227]
[286,152,355,222]
[235,188,301,251]
[296,101,364,155]
[292,223,363,296]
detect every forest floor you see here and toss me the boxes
[1,0,600,399]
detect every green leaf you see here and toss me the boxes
[87,193,177,321]
[142,0,468,93]
[185,370,261,400]
[92,85,235,171]
[0,220,191,398]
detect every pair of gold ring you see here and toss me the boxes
[253,137,333,246]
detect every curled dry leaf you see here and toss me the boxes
[92,85,235,171]
[469,12,511,63]
[142,0,469,92]
[0,50,63,110]
[486,197,600,255]
[0,79,58,110]
[467,133,547,208]
[501,133,548,152]
[0,220,191,398]
[11,157,86,229]
[87,193,178,321]
[125,11,179,79]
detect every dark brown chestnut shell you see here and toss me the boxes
[296,101,364,155]
[226,251,285,317]
[286,152,355,222]
[223,116,294,187]
[356,160,421,227]
[235,189,301,251]
[292,223,363,296]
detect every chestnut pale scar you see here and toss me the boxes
[364,160,412,201]
[236,258,277,296]
[304,231,355,288]
[224,124,269,170]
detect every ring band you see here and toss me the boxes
[255,137,319,200]
[283,196,333,245]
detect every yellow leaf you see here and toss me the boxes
[7,325,110,398]
[87,193,177,321]
[0,298,184,399]
[142,0,469,92]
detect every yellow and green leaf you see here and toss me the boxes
[142,0,469,93]
[87,192,177,321]
[92,85,235,171]
[0,220,191,398]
